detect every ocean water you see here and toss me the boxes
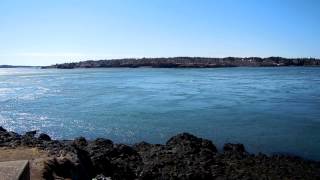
[0,67,320,160]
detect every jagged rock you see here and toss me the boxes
[133,133,221,179]
[166,132,217,153]
[0,127,319,180]
[38,133,51,141]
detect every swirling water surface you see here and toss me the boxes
[0,67,320,160]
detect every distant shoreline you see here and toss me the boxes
[0,65,38,68]
[41,57,320,69]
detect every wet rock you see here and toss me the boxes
[38,133,51,141]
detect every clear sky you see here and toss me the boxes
[0,0,319,66]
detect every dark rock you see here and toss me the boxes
[73,136,88,147]
[92,138,113,147]
[89,151,112,176]
[223,143,246,153]
[166,132,218,153]
[74,146,95,178]
[109,144,142,180]
[133,133,221,179]
[38,133,51,141]
[132,141,151,152]
[0,126,7,132]
[9,131,20,137]
[20,135,39,147]
[113,144,137,156]
[85,138,115,176]
[25,130,37,137]
[43,157,90,180]
[1,129,320,180]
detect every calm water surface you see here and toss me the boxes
[0,67,320,160]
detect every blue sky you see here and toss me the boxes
[0,0,319,65]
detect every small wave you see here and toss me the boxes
[0,114,7,124]
[37,86,50,92]
[17,86,51,100]
[0,88,14,94]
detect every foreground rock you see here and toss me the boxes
[0,127,319,180]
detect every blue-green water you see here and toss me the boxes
[0,67,320,160]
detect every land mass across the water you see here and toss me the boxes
[0,65,36,68]
[42,56,320,69]
[0,127,319,179]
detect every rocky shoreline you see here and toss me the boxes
[42,57,320,69]
[0,127,319,180]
